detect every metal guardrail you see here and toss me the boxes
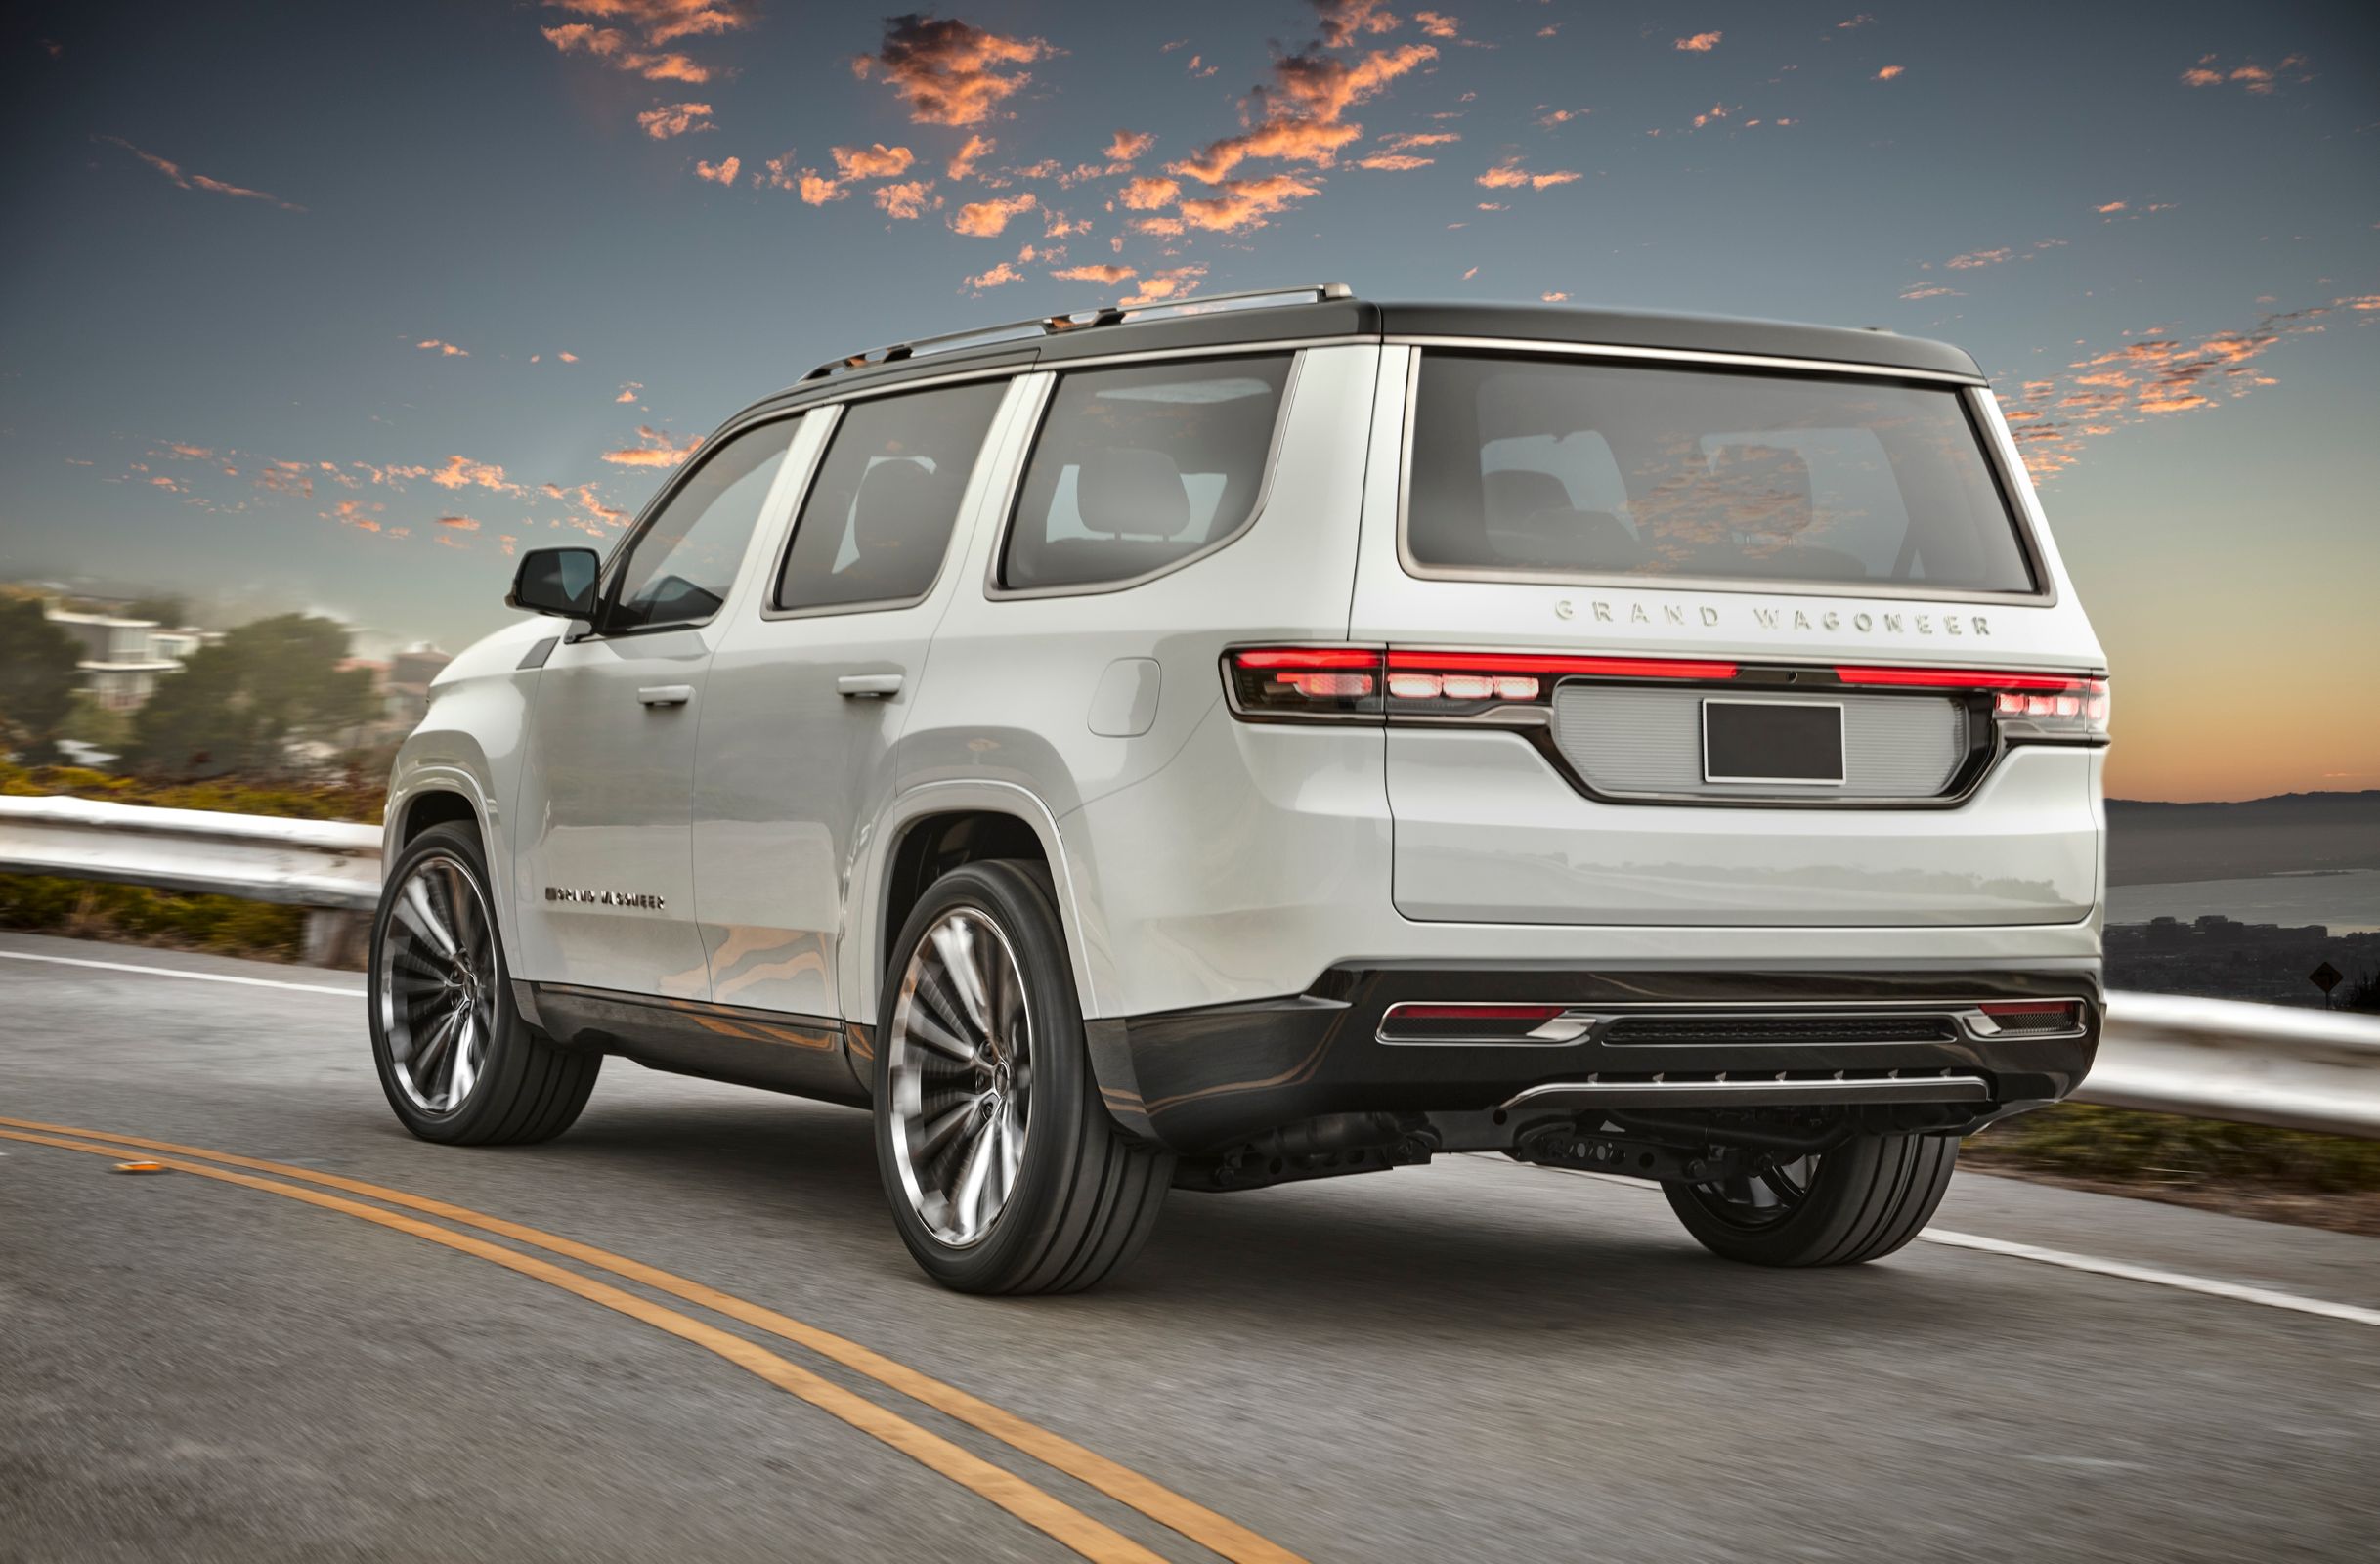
[4,795,2376,1136]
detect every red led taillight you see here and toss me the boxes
[1834,664,2109,745]
[1224,647,1384,718]
[1225,646,1745,722]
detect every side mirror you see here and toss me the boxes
[506,547,599,619]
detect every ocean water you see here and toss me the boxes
[2108,868,2380,934]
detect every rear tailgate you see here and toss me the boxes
[1352,345,2106,929]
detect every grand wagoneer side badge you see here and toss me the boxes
[545,886,667,911]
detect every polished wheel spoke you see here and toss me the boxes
[377,848,498,1117]
[888,907,1034,1250]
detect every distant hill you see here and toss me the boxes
[2108,790,2380,887]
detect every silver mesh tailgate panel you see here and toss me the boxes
[1549,685,1968,800]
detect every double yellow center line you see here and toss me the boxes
[0,1114,1303,1564]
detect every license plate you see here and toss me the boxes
[1702,699,1845,786]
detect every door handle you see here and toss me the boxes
[837,673,904,700]
[637,685,695,707]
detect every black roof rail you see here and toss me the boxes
[797,282,1355,384]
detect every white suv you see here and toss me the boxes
[371,283,2108,1293]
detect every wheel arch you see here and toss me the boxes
[850,782,1110,1027]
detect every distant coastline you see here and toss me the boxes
[2107,789,2380,888]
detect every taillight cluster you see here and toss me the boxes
[1836,665,2110,743]
[1223,647,2109,745]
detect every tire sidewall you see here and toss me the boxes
[368,822,529,1143]
[1664,1133,1941,1267]
[872,862,1090,1291]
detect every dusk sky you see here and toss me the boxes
[1,1,2374,802]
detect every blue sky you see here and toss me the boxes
[1,1,2374,799]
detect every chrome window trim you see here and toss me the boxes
[982,349,1308,602]
[1390,346,2059,608]
[757,375,1020,623]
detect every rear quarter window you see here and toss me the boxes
[1000,355,1293,591]
[1406,353,2037,594]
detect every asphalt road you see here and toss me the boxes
[4,929,2377,1564]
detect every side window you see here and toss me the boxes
[1001,355,1292,592]
[774,379,1009,612]
[608,417,800,632]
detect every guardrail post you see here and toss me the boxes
[303,909,370,971]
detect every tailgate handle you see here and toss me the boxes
[636,685,695,708]
[838,673,904,700]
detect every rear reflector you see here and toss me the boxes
[1975,999,2085,1033]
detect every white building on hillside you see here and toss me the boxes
[43,608,215,711]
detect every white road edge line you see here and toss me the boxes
[1478,1153,2380,1329]
[1918,1229,2380,1328]
[0,950,364,999]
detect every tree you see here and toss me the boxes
[60,690,134,756]
[124,614,378,777]
[0,598,80,762]
[123,594,189,627]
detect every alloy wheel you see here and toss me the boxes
[377,849,498,1115]
[887,908,1033,1248]
[1684,1154,1817,1231]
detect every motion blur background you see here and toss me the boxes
[1,1,2376,1190]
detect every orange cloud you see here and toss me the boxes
[602,426,699,467]
[435,514,482,531]
[558,351,580,363]
[1316,0,1403,47]
[1539,290,1568,302]
[946,133,994,180]
[1178,174,1321,232]
[853,14,1053,127]
[1943,246,2012,270]
[832,143,915,180]
[1875,64,1904,80]
[1122,265,1206,304]
[875,179,935,218]
[161,443,214,459]
[1900,284,1962,300]
[1414,11,1459,40]
[98,136,302,211]
[540,23,711,83]
[430,456,524,497]
[416,339,470,356]
[1104,129,1155,162]
[2095,199,2127,214]
[1357,152,1433,170]
[1132,215,1187,237]
[1673,31,1721,52]
[951,191,1037,236]
[1381,131,1457,152]
[1119,175,1180,209]
[963,260,1021,290]
[540,1,745,82]
[1052,263,1135,284]
[693,156,741,185]
[636,101,714,138]
[1171,41,1438,187]
[616,381,643,403]
[1476,157,1580,190]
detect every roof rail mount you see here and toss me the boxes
[798,282,1355,384]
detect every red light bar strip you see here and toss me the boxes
[1388,651,1738,681]
[1976,1000,2082,1018]
[1233,647,1381,671]
[1835,665,2094,693]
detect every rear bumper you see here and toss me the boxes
[1088,962,2100,1152]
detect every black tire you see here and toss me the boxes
[1662,1131,1959,1267]
[873,860,1172,1294]
[368,822,600,1147]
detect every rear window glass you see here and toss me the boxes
[1001,355,1292,591]
[1406,354,2036,593]
[774,379,1008,612]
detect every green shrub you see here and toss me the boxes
[1973,1101,2380,1194]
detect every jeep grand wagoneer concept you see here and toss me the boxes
[370,283,2107,1293]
